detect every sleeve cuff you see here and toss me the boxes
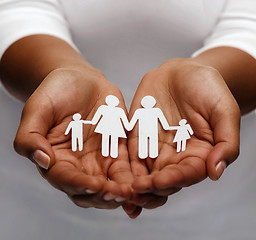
[0,4,78,59]
[192,39,256,59]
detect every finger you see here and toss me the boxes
[152,157,206,189]
[207,106,240,180]
[128,136,150,176]
[44,161,104,195]
[131,193,168,209]
[142,196,168,209]
[132,175,154,193]
[69,180,128,209]
[108,142,134,200]
[13,97,55,170]
[102,180,128,202]
[108,150,133,184]
[69,194,121,209]
[128,135,153,194]
[122,202,142,219]
[153,187,181,196]
[69,180,129,209]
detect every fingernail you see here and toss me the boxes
[103,193,117,201]
[115,196,126,202]
[216,161,226,179]
[85,189,97,194]
[138,201,148,207]
[32,150,50,170]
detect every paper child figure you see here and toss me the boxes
[169,119,193,152]
[65,113,91,151]
[90,95,130,158]
[128,96,169,159]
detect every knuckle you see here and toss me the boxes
[232,147,240,161]
[141,69,158,81]
[144,196,167,209]
[20,101,32,119]
[70,197,90,208]
[13,134,24,155]
[234,104,241,117]
[226,144,240,167]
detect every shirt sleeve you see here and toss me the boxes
[192,0,256,59]
[0,0,76,60]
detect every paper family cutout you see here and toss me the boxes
[65,95,193,158]
[65,113,90,152]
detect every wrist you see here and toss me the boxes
[157,57,237,108]
[158,58,222,85]
[0,34,105,101]
[191,48,256,114]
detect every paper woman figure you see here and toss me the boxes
[128,96,169,159]
[90,95,130,158]
[169,119,193,152]
[65,113,91,151]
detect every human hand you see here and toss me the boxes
[14,67,134,209]
[127,58,240,213]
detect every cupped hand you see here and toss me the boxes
[127,59,240,210]
[14,67,134,209]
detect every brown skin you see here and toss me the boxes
[127,59,240,216]
[126,48,255,218]
[193,47,256,115]
[0,35,94,101]
[0,35,137,210]
[0,35,255,218]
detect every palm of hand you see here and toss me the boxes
[17,61,239,215]
[129,61,239,198]
[31,69,133,208]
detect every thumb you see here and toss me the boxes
[14,98,55,170]
[206,106,240,180]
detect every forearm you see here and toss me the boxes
[0,34,100,101]
[192,47,256,115]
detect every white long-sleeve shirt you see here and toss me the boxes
[1,0,256,103]
[0,0,256,60]
[0,1,256,240]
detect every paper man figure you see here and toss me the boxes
[169,119,194,152]
[128,96,169,159]
[90,95,130,158]
[65,113,91,151]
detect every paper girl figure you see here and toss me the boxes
[128,96,169,159]
[169,119,193,152]
[65,113,91,151]
[90,95,130,158]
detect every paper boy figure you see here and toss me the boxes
[65,113,91,151]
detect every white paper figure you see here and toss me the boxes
[128,96,169,159]
[169,119,193,152]
[65,113,91,152]
[90,95,130,158]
